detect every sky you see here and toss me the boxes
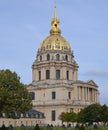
[0,0,108,105]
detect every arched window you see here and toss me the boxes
[67,71,69,80]
[65,55,68,61]
[56,54,60,61]
[47,54,50,61]
[39,71,41,81]
[40,55,42,61]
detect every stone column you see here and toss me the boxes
[82,87,84,101]
[87,88,89,101]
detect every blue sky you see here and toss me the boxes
[0,0,108,105]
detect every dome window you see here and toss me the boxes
[46,70,50,79]
[47,54,50,61]
[39,71,41,81]
[65,55,68,61]
[67,71,69,80]
[56,70,60,80]
[40,55,42,61]
[56,54,60,61]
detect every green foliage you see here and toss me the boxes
[1,124,6,130]
[79,124,85,130]
[75,124,80,130]
[59,111,77,124]
[78,104,101,124]
[93,124,98,129]
[0,69,32,115]
[34,124,40,130]
[100,104,108,124]
[9,124,14,130]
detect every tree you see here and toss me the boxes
[34,124,40,130]
[1,124,6,130]
[0,69,32,116]
[59,112,77,125]
[100,104,108,125]
[77,104,101,124]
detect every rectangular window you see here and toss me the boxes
[30,92,35,100]
[67,71,69,80]
[52,110,56,121]
[56,70,60,80]
[52,91,56,99]
[39,71,41,81]
[46,70,50,79]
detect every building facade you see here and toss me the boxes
[27,7,100,126]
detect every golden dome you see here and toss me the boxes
[39,6,71,52]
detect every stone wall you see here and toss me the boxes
[0,118,45,127]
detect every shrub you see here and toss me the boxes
[1,124,6,130]
[79,124,85,130]
[34,124,40,130]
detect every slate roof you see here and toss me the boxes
[0,109,45,119]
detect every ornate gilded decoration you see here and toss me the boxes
[39,6,71,52]
[50,6,61,35]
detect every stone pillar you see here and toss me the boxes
[69,69,73,80]
[73,69,77,81]
[61,66,66,80]
[32,68,38,82]
[87,88,89,101]
[50,66,55,79]
[41,67,45,80]
[82,87,84,101]
[85,87,87,101]
[77,86,79,100]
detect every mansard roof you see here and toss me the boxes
[0,109,45,119]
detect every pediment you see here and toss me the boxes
[87,80,98,87]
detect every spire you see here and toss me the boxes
[50,5,61,35]
[54,5,56,19]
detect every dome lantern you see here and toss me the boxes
[39,6,71,52]
[50,6,61,35]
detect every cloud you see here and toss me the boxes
[84,70,108,78]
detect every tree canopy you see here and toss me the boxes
[59,112,77,125]
[100,104,108,124]
[59,104,108,125]
[0,69,32,116]
[78,104,101,124]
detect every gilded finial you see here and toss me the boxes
[50,4,61,35]
[54,2,56,19]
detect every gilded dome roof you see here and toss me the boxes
[39,6,71,52]
[40,35,71,52]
